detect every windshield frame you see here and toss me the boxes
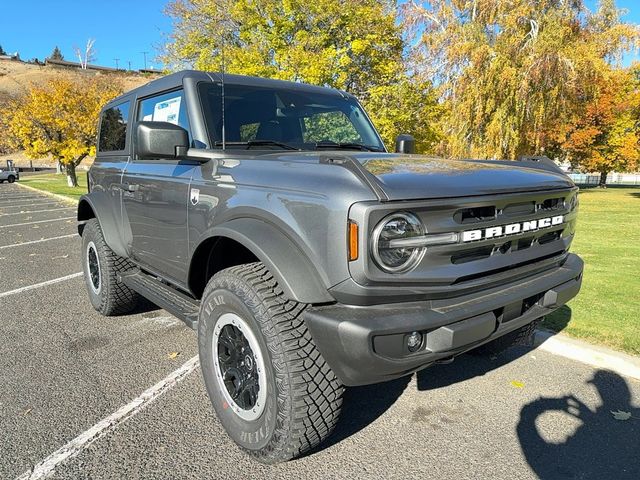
[197,81,387,153]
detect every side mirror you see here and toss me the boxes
[395,134,416,154]
[135,121,189,159]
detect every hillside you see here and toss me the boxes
[0,59,159,168]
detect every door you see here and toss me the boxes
[121,89,195,285]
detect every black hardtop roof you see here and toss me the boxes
[103,70,350,110]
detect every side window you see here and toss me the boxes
[137,90,191,141]
[302,111,362,144]
[98,102,130,152]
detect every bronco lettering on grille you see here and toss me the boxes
[461,215,564,242]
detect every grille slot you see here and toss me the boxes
[453,206,496,224]
[451,246,494,264]
[517,237,534,250]
[538,230,562,245]
[539,197,565,211]
[503,202,536,216]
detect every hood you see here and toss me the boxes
[355,154,574,200]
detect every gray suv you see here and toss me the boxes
[78,70,583,463]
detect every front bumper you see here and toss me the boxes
[304,253,583,386]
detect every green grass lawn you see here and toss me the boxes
[542,187,640,355]
[19,172,87,202]
[19,173,640,355]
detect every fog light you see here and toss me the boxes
[407,331,422,352]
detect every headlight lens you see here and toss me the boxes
[371,212,426,273]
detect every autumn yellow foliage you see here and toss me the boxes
[2,77,122,186]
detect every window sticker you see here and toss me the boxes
[153,96,181,124]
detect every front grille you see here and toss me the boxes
[358,188,579,287]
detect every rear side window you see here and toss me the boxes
[98,102,130,152]
[137,90,191,141]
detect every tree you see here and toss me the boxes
[2,78,122,186]
[403,0,639,160]
[50,46,64,60]
[563,68,640,186]
[74,38,96,69]
[0,44,6,56]
[162,0,440,151]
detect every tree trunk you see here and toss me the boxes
[56,160,63,174]
[599,171,608,188]
[65,163,78,187]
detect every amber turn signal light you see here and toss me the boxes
[348,221,359,261]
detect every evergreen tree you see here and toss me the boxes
[0,44,6,56]
[50,46,64,60]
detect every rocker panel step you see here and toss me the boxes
[120,270,200,330]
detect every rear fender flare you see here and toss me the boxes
[77,192,129,258]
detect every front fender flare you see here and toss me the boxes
[201,218,334,304]
[77,192,129,258]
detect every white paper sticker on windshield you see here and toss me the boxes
[153,96,181,125]
[143,114,153,121]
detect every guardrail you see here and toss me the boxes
[568,173,640,186]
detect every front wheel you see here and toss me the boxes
[7,175,15,183]
[198,262,344,464]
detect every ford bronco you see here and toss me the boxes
[78,70,583,463]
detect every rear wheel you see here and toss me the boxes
[81,219,139,315]
[7,175,15,183]
[470,318,541,356]
[198,262,343,464]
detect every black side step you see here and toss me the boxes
[120,270,200,330]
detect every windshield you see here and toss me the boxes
[198,82,385,152]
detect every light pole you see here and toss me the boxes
[114,58,120,70]
[141,51,149,70]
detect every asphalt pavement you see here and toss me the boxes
[0,182,638,480]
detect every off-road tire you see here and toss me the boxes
[198,262,344,464]
[81,218,139,315]
[7,175,15,183]
[469,318,541,356]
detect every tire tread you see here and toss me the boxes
[202,262,343,463]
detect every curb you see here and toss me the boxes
[534,329,640,382]
[15,181,78,205]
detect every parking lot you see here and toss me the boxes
[1,181,638,480]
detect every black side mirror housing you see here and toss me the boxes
[135,121,190,159]
[395,134,416,154]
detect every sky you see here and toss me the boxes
[0,0,638,70]
[0,0,172,70]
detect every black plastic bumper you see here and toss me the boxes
[304,254,583,386]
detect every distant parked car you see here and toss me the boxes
[0,166,19,183]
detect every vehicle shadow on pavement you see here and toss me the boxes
[416,346,535,391]
[517,370,640,479]
[306,375,412,457]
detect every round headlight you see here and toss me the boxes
[371,212,426,273]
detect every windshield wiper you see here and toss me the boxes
[215,140,298,150]
[314,141,381,152]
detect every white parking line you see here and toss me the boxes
[0,217,75,228]
[0,196,50,201]
[0,201,63,208]
[0,234,77,250]
[0,272,83,298]
[15,356,200,480]
[1,207,75,216]
[0,198,62,208]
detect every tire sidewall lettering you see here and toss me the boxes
[199,286,278,450]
